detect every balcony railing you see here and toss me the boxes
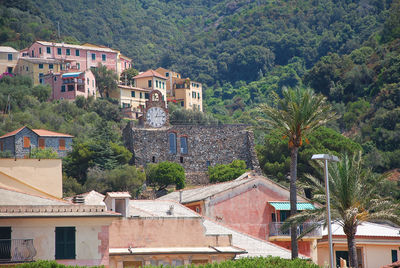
[269,222,322,238]
[0,239,36,263]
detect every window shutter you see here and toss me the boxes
[59,139,66,150]
[55,227,75,259]
[23,137,30,148]
[38,138,45,149]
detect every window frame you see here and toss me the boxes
[55,227,76,260]
[102,54,106,61]
[131,91,135,98]
[61,85,66,92]
[75,49,80,56]
[49,64,54,69]
[169,132,177,154]
[57,48,62,55]
[46,47,51,54]
[180,136,188,154]
[66,49,70,56]
[7,54,12,61]
[38,63,44,69]
[91,53,96,60]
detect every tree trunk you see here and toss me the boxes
[290,146,299,259]
[346,225,358,268]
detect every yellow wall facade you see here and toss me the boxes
[16,59,61,85]
[0,159,62,198]
[0,51,19,73]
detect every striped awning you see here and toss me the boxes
[268,201,315,210]
[62,72,82,78]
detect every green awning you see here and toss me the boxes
[268,201,315,210]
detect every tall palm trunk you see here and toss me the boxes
[345,225,358,268]
[290,146,299,259]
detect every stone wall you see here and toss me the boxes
[123,123,261,184]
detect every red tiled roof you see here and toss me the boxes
[133,69,167,80]
[0,126,26,138]
[32,129,73,137]
[0,126,73,138]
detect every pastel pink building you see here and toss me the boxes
[44,69,96,101]
[159,172,322,262]
[25,41,132,76]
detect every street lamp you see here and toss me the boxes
[311,154,339,268]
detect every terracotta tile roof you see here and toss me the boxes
[32,129,73,137]
[381,260,400,268]
[133,69,167,80]
[0,126,26,138]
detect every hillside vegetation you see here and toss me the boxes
[0,0,400,199]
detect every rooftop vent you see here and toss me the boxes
[167,205,174,215]
[72,195,85,204]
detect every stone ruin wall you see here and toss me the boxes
[123,123,261,184]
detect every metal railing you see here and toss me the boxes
[0,239,36,263]
[269,222,322,238]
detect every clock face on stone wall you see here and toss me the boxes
[143,90,169,128]
[146,106,167,128]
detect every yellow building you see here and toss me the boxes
[155,67,202,112]
[133,70,167,99]
[109,84,151,118]
[15,57,61,85]
[0,46,19,74]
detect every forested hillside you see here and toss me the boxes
[1,0,400,197]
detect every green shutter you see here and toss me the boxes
[55,227,75,259]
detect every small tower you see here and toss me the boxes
[104,192,131,217]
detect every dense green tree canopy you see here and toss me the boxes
[146,161,185,192]
[208,160,248,183]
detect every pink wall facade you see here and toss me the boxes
[44,69,96,101]
[28,42,119,73]
[109,218,230,248]
[201,182,313,257]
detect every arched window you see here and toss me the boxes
[169,133,177,154]
[180,136,188,154]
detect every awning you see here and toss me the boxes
[62,72,82,78]
[268,202,315,210]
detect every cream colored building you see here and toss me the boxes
[0,46,19,74]
[15,57,61,85]
[155,67,202,111]
[109,85,151,118]
[317,222,400,268]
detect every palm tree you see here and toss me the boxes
[258,87,335,259]
[290,153,400,267]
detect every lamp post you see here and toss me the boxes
[311,154,339,268]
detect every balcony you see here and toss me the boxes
[0,239,36,263]
[269,222,322,240]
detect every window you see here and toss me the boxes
[156,80,159,88]
[7,54,12,61]
[181,101,184,107]
[39,73,43,84]
[66,49,70,56]
[87,78,89,85]
[39,64,44,69]
[49,64,53,69]
[61,85,66,92]
[102,54,106,61]
[163,82,165,89]
[169,133,177,154]
[7,67,12,73]
[145,93,149,99]
[54,76,57,81]
[75,49,80,56]
[393,250,398,263]
[76,63,80,70]
[47,47,51,54]
[166,72,169,77]
[55,227,75,259]
[38,138,45,149]
[152,156,155,163]
[39,47,42,54]
[335,251,348,268]
[57,48,62,55]
[180,136,188,154]
[206,161,211,167]
[23,137,30,148]
[31,50,34,57]
[26,66,28,71]
[198,92,200,99]
[180,156,184,163]
[140,92,143,99]
[131,91,135,97]
[91,53,96,60]
[59,139,66,150]
[148,80,152,87]
[67,85,74,91]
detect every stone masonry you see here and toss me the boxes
[123,122,261,184]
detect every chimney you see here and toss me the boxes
[179,190,183,203]
[167,205,174,215]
